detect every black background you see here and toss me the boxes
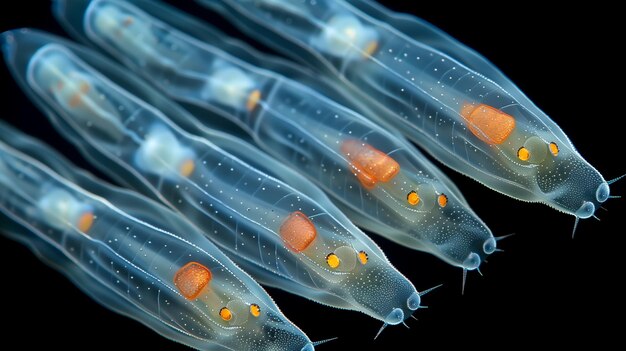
[0,1,623,349]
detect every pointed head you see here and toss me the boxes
[277,207,422,325]
[532,147,609,220]
[330,250,421,324]
[474,104,612,221]
[251,310,315,351]
[171,259,314,351]
[404,187,496,270]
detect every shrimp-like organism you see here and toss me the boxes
[0,121,315,351]
[2,28,425,329]
[53,0,497,277]
[200,0,620,231]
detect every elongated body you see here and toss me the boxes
[0,122,313,351]
[202,0,613,222]
[55,0,496,272]
[2,28,423,325]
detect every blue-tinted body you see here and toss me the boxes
[2,28,422,325]
[0,122,312,351]
[54,0,496,271]
[202,0,612,222]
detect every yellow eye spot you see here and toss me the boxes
[549,142,559,156]
[438,194,448,208]
[517,146,530,161]
[326,253,340,268]
[77,211,94,233]
[407,190,420,206]
[358,250,368,265]
[249,303,261,317]
[219,307,232,321]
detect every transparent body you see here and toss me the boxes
[202,0,611,220]
[0,122,313,351]
[1,28,421,325]
[54,0,496,271]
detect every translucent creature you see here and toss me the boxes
[54,0,497,275]
[2,28,425,327]
[0,122,314,351]
[201,0,620,229]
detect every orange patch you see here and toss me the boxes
[363,41,378,57]
[247,89,261,112]
[76,211,94,233]
[341,139,400,188]
[279,211,317,252]
[179,159,195,177]
[460,103,515,145]
[67,82,90,108]
[80,82,90,93]
[68,93,82,108]
[122,17,134,27]
[173,262,212,300]
[353,168,377,189]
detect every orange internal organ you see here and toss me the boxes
[247,89,261,111]
[279,211,317,252]
[68,81,91,108]
[363,41,379,58]
[174,262,212,300]
[179,159,196,177]
[76,211,95,233]
[460,103,515,145]
[341,139,400,189]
